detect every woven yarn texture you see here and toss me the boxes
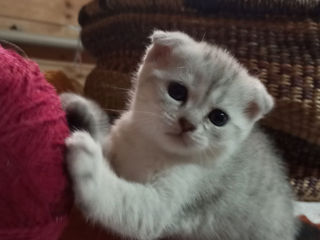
[0,46,72,239]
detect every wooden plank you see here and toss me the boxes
[9,43,96,63]
[0,0,91,26]
[0,16,79,39]
[0,29,81,49]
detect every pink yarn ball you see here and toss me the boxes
[0,45,73,239]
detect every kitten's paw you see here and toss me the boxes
[66,131,113,214]
[60,93,96,132]
[60,92,82,110]
[66,130,103,181]
[60,93,109,139]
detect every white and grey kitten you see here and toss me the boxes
[61,31,298,240]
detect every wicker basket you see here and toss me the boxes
[79,0,320,201]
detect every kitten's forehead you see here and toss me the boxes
[174,42,246,103]
[146,36,250,109]
[188,43,242,84]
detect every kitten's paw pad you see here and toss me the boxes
[66,131,102,180]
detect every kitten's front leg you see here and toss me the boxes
[66,131,204,240]
[66,131,109,208]
[66,130,162,239]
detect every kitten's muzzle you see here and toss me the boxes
[178,117,196,133]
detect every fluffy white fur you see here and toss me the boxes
[62,30,297,240]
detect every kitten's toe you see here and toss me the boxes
[66,130,97,154]
[66,131,101,180]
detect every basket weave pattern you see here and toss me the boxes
[80,0,320,201]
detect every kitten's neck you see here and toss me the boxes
[105,111,178,182]
[106,111,238,183]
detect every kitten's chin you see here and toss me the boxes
[163,132,204,154]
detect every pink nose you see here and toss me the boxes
[178,117,196,132]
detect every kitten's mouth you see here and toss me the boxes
[166,132,193,146]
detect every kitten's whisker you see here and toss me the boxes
[133,110,166,119]
[92,122,110,127]
[103,108,127,113]
[133,110,160,116]
[102,108,162,118]
[164,112,175,123]
[201,32,207,42]
[104,86,130,91]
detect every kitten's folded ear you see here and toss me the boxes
[150,30,193,46]
[245,78,274,121]
[144,30,194,63]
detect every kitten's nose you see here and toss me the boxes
[178,117,196,132]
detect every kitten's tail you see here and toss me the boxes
[296,220,320,240]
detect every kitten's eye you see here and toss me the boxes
[167,82,188,102]
[208,109,229,127]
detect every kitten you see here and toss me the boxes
[61,30,298,240]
